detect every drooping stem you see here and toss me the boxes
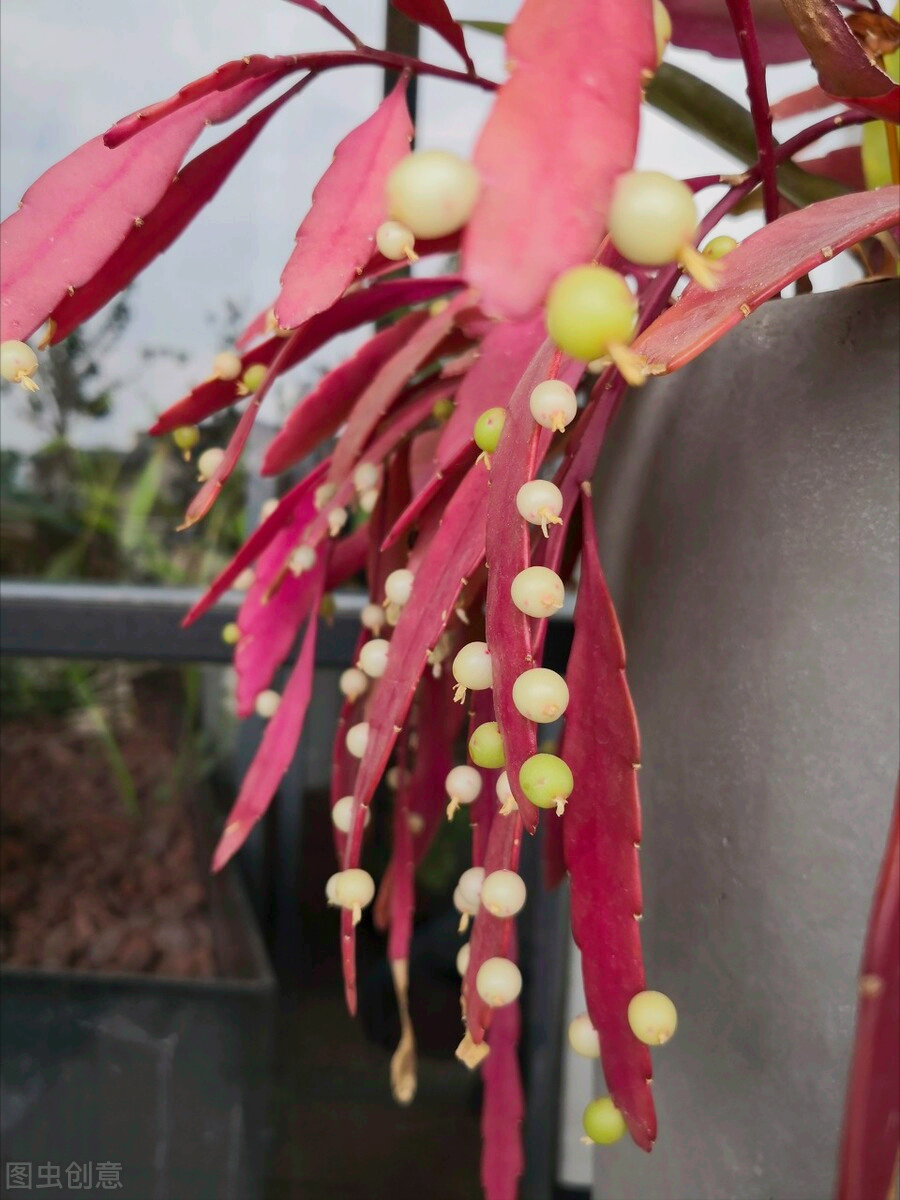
[285,48,497,92]
[284,0,364,48]
[725,0,779,223]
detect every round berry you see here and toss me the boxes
[545,265,637,362]
[233,567,255,592]
[212,350,242,381]
[582,1098,626,1145]
[259,497,279,521]
[480,870,527,918]
[331,795,371,834]
[358,487,380,514]
[529,380,577,432]
[445,765,482,807]
[327,507,348,537]
[452,642,493,702]
[172,425,200,452]
[653,0,672,63]
[332,868,376,915]
[384,568,414,608]
[475,957,522,1007]
[495,771,515,814]
[358,638,390,679]
[339,667,368,701]
[386,766,409,790]
[702,234,738,260]
[456,943,471,976]
[325,873,341,904]
[197,447,225,481]
[242,363,268,393]
[254,689,280,719]
[375,219,417,261]
[512,668,569,723]
[457,866,485,909]
[221,622,240,646]
[519,753,573,814]
[515,480,564,536]
[627,990,678,1045]
[361,602,386,634]
[510,566,565,618]
[346,722,370,759]
[473,407,506,454]
[289,545,317,576]
[567,1012,601,1058]
[315,482,337,511]
[469,722,505,769]
[608,171,698,267]
[385,150,480,239]
[353,461,381,493]
[454,885,479,917]
[0,340,39,388]
[432,396,455,423]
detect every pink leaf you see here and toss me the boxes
[634,187,900,373]
[781,0,898,101]
[182,460,330,626]
[462,812,523,1044]
[461,0,655,319]
[484,341,583,834]
[797,146,865,192]
[770,82,835,120]
[341,466,489,875]
[149,276,462,435]
[327,289,475,483]
[836,785,899,1200]
[263,311,428,475]
[273,77,413,330]
[561,489,654,1151]
[391,0,475,72]
[211,560,326,871]
[434,313,546,474]
[0,71,293,344]
[480,983,525,1200]
[665,0,804,62]
[47,83,305,344]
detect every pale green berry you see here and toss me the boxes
[197,447,225,481]
[469,722,505,769]
[0,339,39,390]
[432,396,455,423]
[386,150,480,239]
[519,753,573,814]
[608,171,698,267]
[212,350,242,381]
[375,219,417,261]
[346,722,370,759]
[510,566,565,618]
[242,363,268,393]
[221,622,240,646]
[339,667,368,701]
[582,1097,626,1145]
[545,265,637,362]
[474,407,506,454]
[512,667,569,723]
[480,870,527,917]
[172,425,200,452]
[452,642,493,702]
[702,235,738,260]
[568,1012,601,1058]
[515,480,564,536]
[529,380,577,432]
[627,990,678,1045]
[358,638,390,679]
[475,957,522,1007]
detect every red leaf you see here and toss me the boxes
[149,276,462,434]
[561,489,654,1151]
[211,561,325,871]
[797,146,865,192]
[846,89,900,122]
[665,0,804,63]
[47,83,305,344]
[484,341,583,834]
[327,288,474,483]
[781,0,898,100]
[102,55,301,147]
[480,979,525,1200]
[273,77,413,330]
[341,467,489,874]
[836,784,899,1200]
[391,0,475,72]
[0,70,287,344]
[770,82,835,120]
[634,187,900,373]
[263,311,428,475]
[541,806,567,889]
[182,460,329,626]
[462,812,523,1044]
[461,0,655,319]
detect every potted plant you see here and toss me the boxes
[0,1,896,1197]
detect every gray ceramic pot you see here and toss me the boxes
[588,284,899,1200]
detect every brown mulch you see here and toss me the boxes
[0,705,216,979]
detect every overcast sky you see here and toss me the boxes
[0,1,832,454]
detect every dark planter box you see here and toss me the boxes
[0,839,275,1199]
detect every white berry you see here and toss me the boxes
[515,480,564,536]
[451,641,493,703]
[475,957,522,1007]
[212,350,242,381]
[353,461,381,493]
[456,943,471,976]
[197,447,225,481]
[0,340,39,390]
[529,380,577,432]
[254,689,280,719]
[358,638,390,679]
[457,866,485,910]
[568,1012,601,1058]
[331,795,371,834]
[510,566,565,618]
[385,150,480,239]
[512,668,569,723]
[375,219,417,261]
[346,722,370,759]
[339,667,368,701]
[480,870,527,918]
[384,568,414,607]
